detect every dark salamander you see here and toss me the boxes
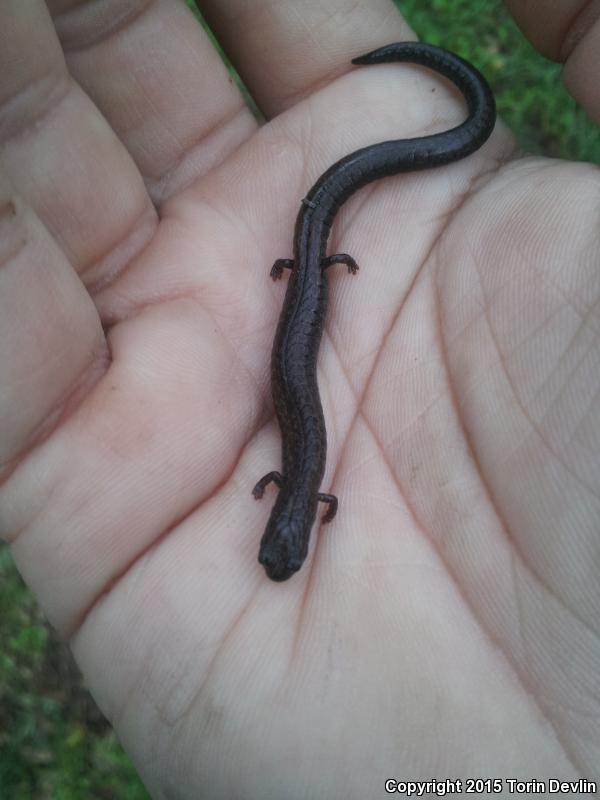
[253,42,496,581]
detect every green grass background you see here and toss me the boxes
[2,2,598,799]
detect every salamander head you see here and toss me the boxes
[258,513,309,581]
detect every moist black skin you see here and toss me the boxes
[253,42,496,581]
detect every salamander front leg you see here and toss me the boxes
[322,254,359,274]
[318,493,338,523]
[270,259,294,280]
[252,471,284,499]
[271,255,358,279]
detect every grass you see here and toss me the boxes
[2,3,598,798]
[397,0,600,161]
[0,547,150,799]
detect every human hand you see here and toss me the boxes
[1,0,598,796]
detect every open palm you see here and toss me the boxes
[1,1,598,796]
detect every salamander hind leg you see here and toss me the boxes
[252,471,284,499]
[318,493,338,523]
[322,254,359,274]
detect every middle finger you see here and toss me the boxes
[47,0,258,203]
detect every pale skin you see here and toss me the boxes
[1,0,599,796]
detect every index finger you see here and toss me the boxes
[198,0,413,117]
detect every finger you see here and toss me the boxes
[47,0,257,203]
[504,0,600,124]
[198,0,413,117]
[0,0,156,289]
[0,174,105,475]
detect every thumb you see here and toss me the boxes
[504,0,600,125]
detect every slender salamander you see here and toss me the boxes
[253,42,496,581]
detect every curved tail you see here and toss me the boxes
[306,42,496,212]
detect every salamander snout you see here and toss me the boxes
[258,515,308,581]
